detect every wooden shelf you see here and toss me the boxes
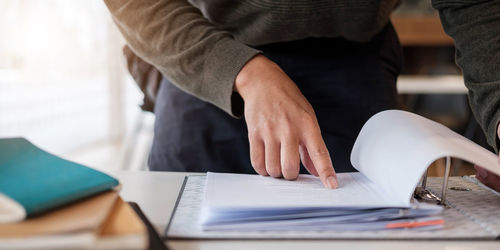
[391,15,454,46]
[397,75,466,94]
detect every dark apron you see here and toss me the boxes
[149,23,402,174]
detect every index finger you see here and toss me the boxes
[303,128,338,189]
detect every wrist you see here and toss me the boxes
[234,54,277,100]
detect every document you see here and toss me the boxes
[200,110,500,232]
[202,172,442,231]
[351,109,500,203]
[205,172,397,209]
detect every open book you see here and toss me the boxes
[201,110,500,231]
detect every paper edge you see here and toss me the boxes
[0,193,26,223]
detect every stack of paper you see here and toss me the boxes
[201,172,443,231]
[200,110,500,232]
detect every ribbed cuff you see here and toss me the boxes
[201,38,261,118]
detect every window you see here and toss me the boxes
[0,0,149,170]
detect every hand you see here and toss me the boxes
[474,124,500,192]
[474,166,500,192]
[235,55,338,189]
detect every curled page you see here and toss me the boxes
[351,110,500,205]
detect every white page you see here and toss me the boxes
[204,214,444,231]
[204,172,407,210]
[351,110,500,205]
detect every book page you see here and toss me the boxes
[351,110,500,205]
[204,172,407,210]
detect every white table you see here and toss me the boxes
[110,170,500,250]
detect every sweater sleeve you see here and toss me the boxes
[432,0,500,151]
[104,0,261,117]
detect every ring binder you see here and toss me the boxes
[440,156,451,205]
[414,156,452,205]
[167,175,500,240]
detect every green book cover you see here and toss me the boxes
[0,138,119,222]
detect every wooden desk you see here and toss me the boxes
[109,170,500,250]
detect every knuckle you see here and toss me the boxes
[282,163,299,180]
[248,127,260,138]
[250,151,264,164]
[260,121,276,136]
[300,113,314,125]
[251,158,265,173]
[266,164,282,178]
[253,165,267,176]
[281,122,292,134]
[318,170,334,182]
[310,147,330,158]
[283,172,299,181]
[317,166,331,177]
[249,139,266,175]
[300,111,317,126]
[251,161,266,177]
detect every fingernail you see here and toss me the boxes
[327,176,338,189]
[477,168,488,179]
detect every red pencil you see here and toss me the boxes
[385,219,445,229]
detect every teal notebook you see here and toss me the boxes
[0,138,119,223]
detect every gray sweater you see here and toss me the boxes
[104,0,500,151]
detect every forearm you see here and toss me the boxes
[104,0,260,117]
[433,0,500,151]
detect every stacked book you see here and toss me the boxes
[0,138,149,249]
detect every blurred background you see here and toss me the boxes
[0,0,154,171]
[0,0,489,175]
